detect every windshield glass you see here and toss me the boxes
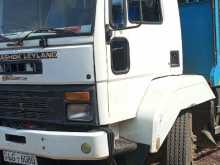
[0,0,96,41]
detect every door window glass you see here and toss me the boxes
[111,0,126,28]
[128,0,163,23]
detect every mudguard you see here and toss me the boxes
[119,75,215,153]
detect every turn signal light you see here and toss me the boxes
[64,92,90,103]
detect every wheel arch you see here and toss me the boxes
[119,75,215,153]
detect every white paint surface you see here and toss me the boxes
[120,75,215,153]
[0,126,109,160]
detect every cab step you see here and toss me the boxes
[114,138,138,155]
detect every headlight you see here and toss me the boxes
[67,104,93,121]
[65,91,93,121]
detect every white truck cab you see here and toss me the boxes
[0,0,215,165]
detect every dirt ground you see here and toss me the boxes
[193,136,220,165]
[195,146,220,165]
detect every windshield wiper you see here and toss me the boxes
[7,28,76,47]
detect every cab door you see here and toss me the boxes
[105,0,175,123]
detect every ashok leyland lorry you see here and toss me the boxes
[0,0,217,165]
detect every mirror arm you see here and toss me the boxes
[108,22,142,32]
[108,0,143,31]
[106,24,113,44]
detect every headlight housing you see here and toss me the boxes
[67,104,93,121]
[64,92,93,121]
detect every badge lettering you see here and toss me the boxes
[0,51,57,62]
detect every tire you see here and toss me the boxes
[165,112,193,165]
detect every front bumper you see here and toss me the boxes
[0,126,110,160]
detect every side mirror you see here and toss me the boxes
[109,0,127,29]
[128,0,143,23]
[109,0,142,31]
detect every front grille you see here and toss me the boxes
[0,90,62,121]
[0,98,48,119]
[0,85,98,127]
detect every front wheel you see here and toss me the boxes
[164,112,193,165]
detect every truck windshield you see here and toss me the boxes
[0,0,96,42]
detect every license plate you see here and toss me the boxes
[3,150,38,165]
